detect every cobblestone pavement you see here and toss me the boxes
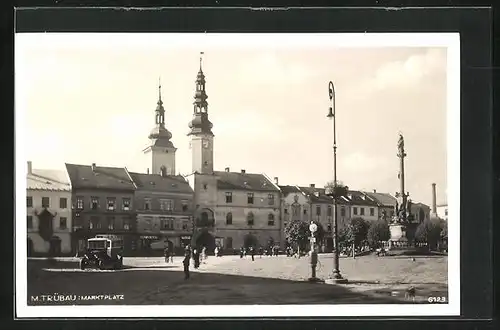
[27,254,447,305]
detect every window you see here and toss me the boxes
[316,205,321,216]
[353,207,358,215]
[225,192,232,203]
[59,217,67,230]
[27,196,33,208]
[370,208,375,216]
[122,198,131,211]
[181,200,189,212]
[226,237,233,249]
[203,184,208,190]
[284,208,288,214]
[327,223,332,232]
[107,198,116,211]
[90,216,99,230]
[444,209,448,216]
[160,217,174,230]
[165,200,173,211]
[91,197,99,210]
[27,216,33,229]
[247,193,254,204]
[303,208,307,215]
[360,208,365,216]
[267,194,275,205]
[182,219,189,230]
[341,207,346,216]
[327,206,332,217]
[144,199,151,210]
[268,213,275,226]
[247,212,254,226]
[107,216,115,230]
[60,198,67,209]
[42,197,50,208]
[76,197,84,210]
[123,217,131,230]
[144,217,153,230]
[226,212,233,225]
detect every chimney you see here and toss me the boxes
[27,161,32,174]
[310,184,315,188]
[91,163,96,172]
[147,168,150,174]
[241,169,246,174]
[225,167,230,172]
[373,189,377,193]
[431,183,437,214]
[274,177,279,185]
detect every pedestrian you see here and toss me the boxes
[195,248,201,268]
[259,246,263,258]
[202,246,207,261]
[183,245,191,280]
[164,245,170,263]
[250,246,255,261]
[214,246,219,258]
[239,247,244,259]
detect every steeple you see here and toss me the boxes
[148,78,173,144]
[188,52,214,136]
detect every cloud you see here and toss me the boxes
[360,48,446,92]
[237,52,317,85]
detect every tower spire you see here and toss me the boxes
[200,51,204,71]
[158,76,162,103]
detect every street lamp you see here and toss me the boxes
[308,221,320,282]
[326,81,348,284]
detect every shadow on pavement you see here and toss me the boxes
[27,259,432,306]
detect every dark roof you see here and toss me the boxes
[346,190,379,206]
[299,186,326,196]
[279,185,301,196]
[363,192,397,207]
[215,171,279,192]
[129,172,193,194]
[65,163,135,191]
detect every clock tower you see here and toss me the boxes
[188,53,214,174]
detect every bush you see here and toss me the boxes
[415,219,443,250]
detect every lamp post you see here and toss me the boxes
[308,222,321,282]
[326,81,348,284]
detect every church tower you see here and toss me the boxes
[188,53,214,174]
[143,79,177,176]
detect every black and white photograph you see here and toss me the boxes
[15,31,460,318]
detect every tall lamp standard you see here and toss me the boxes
[326,81,348,284]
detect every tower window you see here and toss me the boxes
[247,193,254,204]
[225,192,232,203]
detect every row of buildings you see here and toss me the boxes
[25,55,434,256]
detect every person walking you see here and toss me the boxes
[194,247,201,269]
[164,245,170,263]
[250,246,255,261]
[259,246,263,258]
[214,246,219,258]
[239,246,244,259]
[183,245,191,280]
[202,246,207,262]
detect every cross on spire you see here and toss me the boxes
[158,76,162,102]
[200,51,204,70]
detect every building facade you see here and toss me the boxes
[65,163,137,255]
[363,190,397,221]
[26,161,72,256]
[345,190,380,223]
[129,171,195,255]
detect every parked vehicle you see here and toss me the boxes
[80,236,124,270]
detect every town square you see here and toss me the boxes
[18,33,452,311]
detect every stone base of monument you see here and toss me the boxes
[388,223,410,250]
[324,277,349,285]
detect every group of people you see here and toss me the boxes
[238,245,281,261]
[181,245,207,280]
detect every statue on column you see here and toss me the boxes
[398,133,404,154]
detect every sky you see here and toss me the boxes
[16,33,452,206]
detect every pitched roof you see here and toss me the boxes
[215,171,279,192]
[65,163,135,191]
[346,190,379,206]
[363,191,397,207]
[27,169,71,191]
[279,185,301,196]
[129,172,193,194]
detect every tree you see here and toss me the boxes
[367,220,390,248]
[415,219,442,250]
[347,217,370,248]
[284,220,309,250]
[324,180,349,199]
